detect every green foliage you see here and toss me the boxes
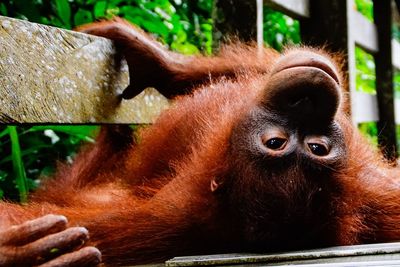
[0,126,98,201]
[355,0,373,21]
[263,7,300,51]
[0,0,212,201]
[355,46,376,94]
[358,122,378,146]
[0,0,213,55]
[394,24,400,42]
[355,0,399,43]
[8,126,28,203]
[395,69,400,97]
[354,0,400,142]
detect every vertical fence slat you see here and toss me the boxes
[300,0,349,54]
[353,10,378,53]
[264,0,310,19]
[393,40,400,70]
[212,0,257,50]
[373,0,397,160]
[300,0,357,117]
[352,93,379,124]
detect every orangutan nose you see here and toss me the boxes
[261,50,342,124]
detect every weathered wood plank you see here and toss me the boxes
[351,92,379,123]
[373,0,397,160]
[346,0,359,126]
[264,0,310,19]
[0,16,169,123]
[300,0,349,62]
[393,39,400,70]
[166,242,400,266]
[300,0,358,123]
[394,99,400,124]
[353,11,378,54]
[212,0,258,50]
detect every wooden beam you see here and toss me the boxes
[264,0,310,19]
[351,92,379,123]
[300,0,349,61]
[212,0,257,49]
[0,16,169,123]
[353,11,378,54]
[166,242,400,266]
[300,0,358,121]
[373,0,397,160]
[393,39,400,70]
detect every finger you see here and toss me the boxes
[0,215,67,246]
[38,247,101,267]
[18,227,89,263]
[121,84,143,99]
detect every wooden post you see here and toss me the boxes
[299,0,356,114]
[212,0,257,49]
[374,0,397,160]
[299,0,357,117]
[300,0,348,54]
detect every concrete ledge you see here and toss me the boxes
[0,16,169,123]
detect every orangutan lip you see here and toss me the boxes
[276,62,340,85]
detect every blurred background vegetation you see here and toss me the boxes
[0,0,399,201]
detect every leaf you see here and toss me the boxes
[14,1,41,22]
[49,15,66,28]
[8,126,28,203]
[55,0,71,29]
[355,46,376,94]
[0,170,8,181]
[0,127,8,139]
[0,3,7,16]
[142,19,169,38]
[358,122,378,145]
[0,145,52,165]
[28,126,98,142]
[106,7,120,18]
[171,42,199,55]
[94,1,108,19]
[174,30,187,43]
[74,9,93,26]
[109,0,126,7]
[201,23,212,31]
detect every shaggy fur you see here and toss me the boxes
[1,18,400,266]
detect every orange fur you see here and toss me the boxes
[1,19,400,266]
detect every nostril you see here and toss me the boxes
[289,96,310,107]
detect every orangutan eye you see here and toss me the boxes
[265,138,287,150]
[308,143,329,156]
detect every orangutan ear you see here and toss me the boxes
[210,177,225,193]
